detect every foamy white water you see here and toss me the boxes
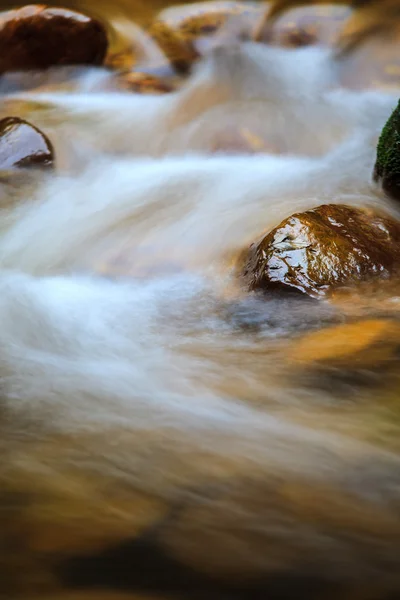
[2,41,400,594]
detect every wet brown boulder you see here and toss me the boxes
[0,117,54,169]
[242,204,400,298]
[0,5,108,74]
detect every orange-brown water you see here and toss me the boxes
[2,3,400,598]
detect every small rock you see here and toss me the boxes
[0,5,108,74]
[0,117,54,169]
[374,98,400,200]
[117,71,174,94]
[158,1,261,39]
[254,4,350,47]
[242,204,400,298]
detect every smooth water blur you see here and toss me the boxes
[1,24,400,455]
[3,7,400,595]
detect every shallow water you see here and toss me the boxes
[3,3,400,598]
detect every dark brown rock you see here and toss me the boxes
[242,204,400,299]
[0,5,108,74]
[0,117,54,169]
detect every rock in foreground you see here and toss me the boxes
[0,5,108,74]
[0,117,54,169]
[242,204,400,298]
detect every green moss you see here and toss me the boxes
[375,99,400,180]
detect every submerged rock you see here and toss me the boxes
[374,99,400,200]
[0,117,54,169]
[242,204,400,298]
[0,5,108,74]
[156,1,261,44]
[150,2,264,71]
[286,317,400,389]
[117,71,174,94]
[330,278,400,320]
[288,318,400,369]
[149,20,200,73]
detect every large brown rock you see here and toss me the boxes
[242,204,400,298]
[0,117,54,169]
[0,5,108,74]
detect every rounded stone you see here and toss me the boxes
[0,5,108,74]
[0,117,54,170]
[242,204,400,299]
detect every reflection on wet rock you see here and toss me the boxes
[0,116,54,169]
[0,5,108,74]
[243,204,400,299]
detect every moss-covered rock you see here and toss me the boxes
[374,99,400,200]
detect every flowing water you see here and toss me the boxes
[3,3,400,598]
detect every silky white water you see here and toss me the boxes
[2,39,400,594]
